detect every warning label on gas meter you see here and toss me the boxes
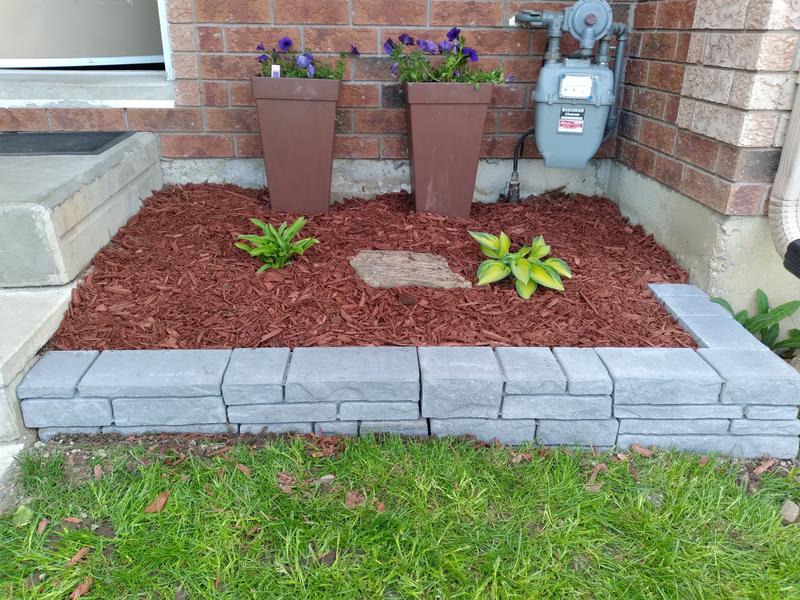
[558,107,585,134]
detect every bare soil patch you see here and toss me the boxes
[51,184,693,349]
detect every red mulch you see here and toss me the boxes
[51,184,694,349]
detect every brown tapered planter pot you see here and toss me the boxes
[251,77,340,214]
[405,82,493,218]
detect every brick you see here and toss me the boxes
[715,146,781,182]
[679,317,767,350]
[698,349,800,405]
[353,0,427,24]
[552,348,613,395]
[596,348,722,405]
[285,347,419,402]
[79,350,231,398]
[339,402,420,421]
[17,351,98,399]
[656,0,696,29]
[619,419,730,435]
[127,109,203,132]
[536,419,618,447]
[431,1,503,25]
[167,0,192,23]
[104,424,234,435]
[727,183,767,215]
[200,55,256,79]
[495,348,566,395]
[355,109,406,134]
[362,420,429,437]
[465,29,530,55]
[744,405,798,420]
[614,404,743,419]
[175,80,203,106]
[335,136,381,159]
[355,57,396,81]
[171,53,199,79]
[676,131,719,171]
[617,434,799,459]
[481,135,521,159]
[631,88,668,120]
[161,134,235,158]
[38,427,100,442]
[315,421,359,435]
[657,294,733,319]
[639,32,678,61]
[203,82,229,107]
[679,166,730,212]
[639,119,676,155]
[0,108,49,131]
[499,110,534,133]
[502,395,611,420]
[491,85,526,108]
[198,26,224,52]
[240,423,312,434]
[730,420,800,435]
[693,0,747,29]
[230,81,255,106]
[381,136,409,159]
[221,348,289,405]
[195,0,270,23]
[169,23,196,52]
[380,84,405,108]
[634,1,658,28]
[653,154,684,189]
[430,418,535,444]
[113,396,226,426]
[225,27,302,53]
[206,108,259,133]
[235,135,262,157]
[340,84,380,108]
[647,62,684,94]
[228,402,337,424]
[420,347,503,418]
[336,109,353,134]
[21,398,112,428]
[304,28,379,54]
[49,109,125,132]
[275,0,349,24]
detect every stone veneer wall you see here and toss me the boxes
[15,285,800,459]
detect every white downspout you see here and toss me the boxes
[769,71,800,277]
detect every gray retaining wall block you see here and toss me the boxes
[112,396,226,426]
[239,423,312,434]
[285,347,419,402]
[38,427,101,441]
[21,398,112,427]
[227,402,337,424]
[698,349,800,405]
[502,395,611,420]
[222,348,290,405]
[729,420,800,435]
[17,351,99,399]
[536,419,619,447]
[613,404,743,419]
[596,348,722,404]
[552,348,614,395]
[339,402,419,421]
[419,347,504,418]
[744,405,799,420]
[618,419,730,435]
[315,421,359,435]
[495,347,566,394]
[79,350,231,398]
[678,317,766,350]
[102,424,235,435]
[658,295,732,319]
[648,283,709,299]
[430,418,536,444]
[361,420,429,437]
[617,434,799,459]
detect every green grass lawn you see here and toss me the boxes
[1,435,799,599]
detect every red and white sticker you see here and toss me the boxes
[558,107,585,134]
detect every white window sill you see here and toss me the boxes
[0,71,175,109]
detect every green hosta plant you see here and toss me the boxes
[711,289,800,355]
[469,231,572,299]
[235,216,318,272]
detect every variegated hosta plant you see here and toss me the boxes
[469,231,572,299]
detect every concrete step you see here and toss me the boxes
[0,132,162,287]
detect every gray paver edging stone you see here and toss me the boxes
[16,284,800,459]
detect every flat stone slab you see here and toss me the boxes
[552,347,613,395]
[315,421,359,435]
[617,433,799,459]
[618,419,730,435]
[21,397,112,427]
[361,420,429,436]
[502,395,611,420]
[658,295,732,319]
[222,348,290,405]
[648,283,709,298]
[285,347,419,402]
[112,397,227,427]
[596,348,722,404]
[78,350,231,398]
[495,347,566,395]
[698,349,800,405]
[613,404,743,419]
[239,423,312,434]
[350,250,471,289]
[679,317,765,350]
[339,401,420,421]
[430,418,536,444]
[17,351,98,399]
[103,424,234,435]
[537,419,619,447]
[227,403,337,424]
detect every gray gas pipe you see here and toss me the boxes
[505,0,628,203]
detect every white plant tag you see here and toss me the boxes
[271,64,281,78]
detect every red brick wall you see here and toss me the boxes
[0,0,630,162]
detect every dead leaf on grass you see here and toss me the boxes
[63,517,83,525]
[585,463,609,492]
[235,463,252,477]
[35,519,49,536]
[508,452,532,465]
[93,464,103,480]
[698,455,710,466]
[66,547,91,566]
[345,490,366,508]
[627,460,639,482]
[376,501,386,513]
[753,458,776,476]
[277,471,297,494]
[631,444,654,458]
[317,550,337,566]
[144,491,170,513]
[70,576,93,599]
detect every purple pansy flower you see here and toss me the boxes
[447,27,461,42]
[307,63,315,78]
[256,43,266,52]
[296,53,313,68]
[506,74,516,82]
[350,44,361,56]
[278,36,293,52]
[416,39,439,54]
[398,33,414,46]
[391,62,399,76]
[383,38,397,54]
[439,40,454,53]
[462,46,479,62]
[257,54,269,63]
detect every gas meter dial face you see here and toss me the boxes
[559,74,594,100]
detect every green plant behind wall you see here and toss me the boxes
[235,216,318,272]
[711,289,800,354]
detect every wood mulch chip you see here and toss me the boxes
[51,184,694,349]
